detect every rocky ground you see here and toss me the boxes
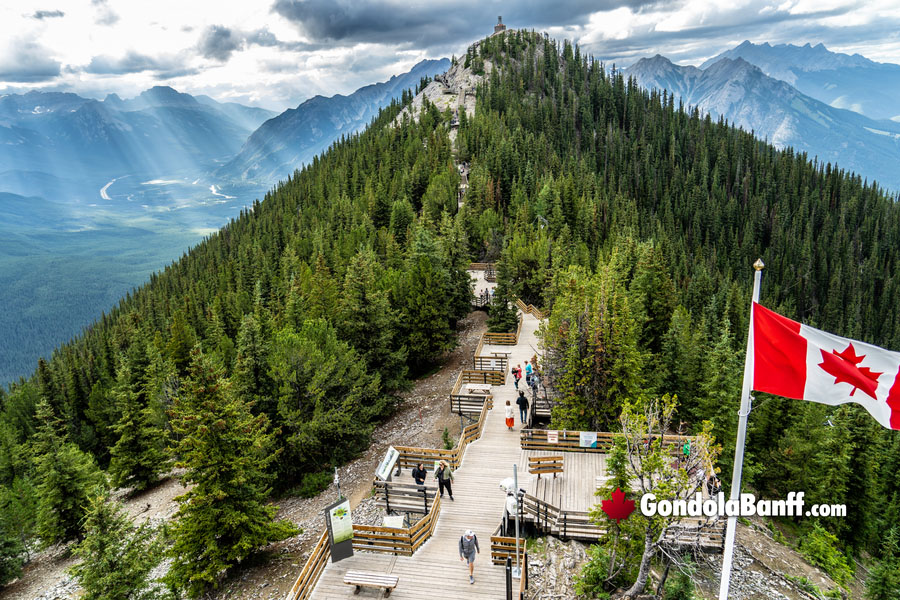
[522,515,866,600]
[0,310,486,600]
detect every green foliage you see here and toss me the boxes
[663,560,698,600]
[486,287,519,333]
[0,477,37,562]
[865,527,900,600]
[69,492,165,600]
[542,265,643,430]
[32,399,106,545]
[269,319,382,481]
[573,544,615,598]
[442,427,453,450]
[800,522,854,587]
[0,519,23,585]
[165,351,297,598]
[296,471,333,499]
[108,343,171,491]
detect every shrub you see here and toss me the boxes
[800,523,854,586]
[297,471,333,498]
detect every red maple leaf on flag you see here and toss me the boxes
[601,487,635,523]
[818,343,882,400]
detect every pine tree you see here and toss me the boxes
[0,519,23,585]
[69,492,164,600]
[337,249,408,391]
[32,399,106,544]
[486,285,519,333]
[865,527,900,600]
[165,350,296,598]
[166,312,195,378]
[107,356,171,491]
[395,254,456,371]
[232,313,274,417]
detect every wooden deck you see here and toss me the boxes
[308,312,542,599]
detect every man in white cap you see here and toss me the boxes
[458,529,480,584]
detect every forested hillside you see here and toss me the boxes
[455,31,899,579]
[2,30,899,596]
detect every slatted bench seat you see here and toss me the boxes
[528,455,564,479]
[344,570,399,596]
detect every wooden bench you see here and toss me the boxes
[528,455,564,479]
[344,570,399,596]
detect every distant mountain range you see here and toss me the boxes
[219,58,450,184]
[0,59,450,385]
[627,54,900,192]
[0,87,276,194]
[701,41,900,121]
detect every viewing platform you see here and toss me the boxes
[285,267,722,600]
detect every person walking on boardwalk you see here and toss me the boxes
[512,363,522,389]
[435,460,454,500]
[516,390,529,426]
[504,400,515,431]
[524,360,534,386]
[412,462,427,486]
[459,529,480,584]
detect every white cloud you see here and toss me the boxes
[0,0,899,111]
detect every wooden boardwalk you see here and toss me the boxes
[309,313,543,599]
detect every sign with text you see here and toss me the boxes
[547,430,559,444]
[375,446,399,481]
[324,498,354,562]
[579,431,597,448]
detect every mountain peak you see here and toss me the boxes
[138,86,198,107]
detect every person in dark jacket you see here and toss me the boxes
[516,391,529,425]
[459,529,480,584]
[412,462,427,485]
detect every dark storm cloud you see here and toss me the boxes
[197,25,318,62]
[0,40,61,82]
[85,51,184,75]
[270,0,638,45]
[198,25,244,61]
[32,9,64,19]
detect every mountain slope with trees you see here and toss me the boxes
[2,30,899,597]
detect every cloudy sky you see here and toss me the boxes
[2,0,899,111]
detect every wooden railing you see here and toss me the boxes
[473,354,508,372]
[397,397,491,471]
[468,262,494,270]
[491,523,521,565]
[352,494,443,556]
[284,529,330,600]
[515,298,546,320]
[482,314,523,345]
[374,480,434,515]
[449,369,503,415]
[520,429,696,453]
[520,494,606,541]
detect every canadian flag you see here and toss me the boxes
[753,303,900,430]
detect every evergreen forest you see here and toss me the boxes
[2,30,899,595]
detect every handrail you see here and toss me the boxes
[284,529,330,600]
[520,429,697,453]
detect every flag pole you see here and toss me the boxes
[718,258,764,600]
